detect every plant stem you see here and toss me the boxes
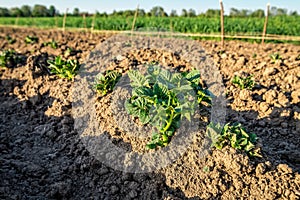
[162,107,174,133]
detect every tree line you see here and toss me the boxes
[0,5,298,18]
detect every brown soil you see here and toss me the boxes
[0,27,300,199]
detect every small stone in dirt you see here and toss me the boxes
[259,102,269,112]
[281,122,288,128]
[29,93,41,106]
[263,90,277,104]
[277,92,289,107]
[236,57,247,67]
[258,120,266,127]
[239,90,251,101]
[277,164,292,174]
[256,163,267,175]
[110,185,119,194]
[128,190,138,198]
[263,67,278,76]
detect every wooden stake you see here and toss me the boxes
[54,14,58,28]
[131,4,139,36]
[219,0,225,47]
[63,8,69,32]
[15,15,19,26]
[83,13,87,31]
[262,3,270,44]
[91,13,96,33]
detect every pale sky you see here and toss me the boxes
[0,0,299,15]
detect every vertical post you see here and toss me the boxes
[262,3,270,44]
[15,15,19,26]
[91,13,96,33]
[63,8,69,32]
[131,4,139,37]
[54,14,58,28]
[83,13,87,31]
[219,0,225,47]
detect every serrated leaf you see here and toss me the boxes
[128,70,149,87]
[184,69,201,84]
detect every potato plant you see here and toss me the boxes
[206,122,261,157]
[93,70,122,96]
[125,65,210,149]
[47,56,79,80]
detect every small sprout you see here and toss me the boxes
[270,53,282,64]
[203,166,210,172]
[64,47,80,57]
[43,40,58,49]
[206,122,261,157]
[0,49,21,68]
[47,56,80,80]
[232,74,255,90]
[25,35,39,44]
[252,53,257,58]
[93,70,122,96]
[217,50,226,55]
[6,35,16,44]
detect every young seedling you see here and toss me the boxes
[25,35,39,44]
[6,35,16,44]
[270,53,282,64]
[232,74,255,90]
[43,40,58,49]
[0,49,21,68]
[47,56,80,80]
[64,47,80,57]
[125,65,211,149]
[93,70,122,96]
[206,122,261,157]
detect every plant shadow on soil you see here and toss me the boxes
[227,91,300,172]
[0,76,201,199]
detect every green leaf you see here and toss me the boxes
[128,70,149,87]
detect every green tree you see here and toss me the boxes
[10,7,23,17]
[289,11,298,16]
[150,6,166,17]
[138,9,146,17]
[73,8,80,16]
[21,5,31,17]
[181,9,188,17]
[250,9,265,17]
[0,7,10,17]
[32,4,49,17]
[170,9,178,17]
[188,9,197,17]
[49,5,56,17]
[205,9,220,17]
